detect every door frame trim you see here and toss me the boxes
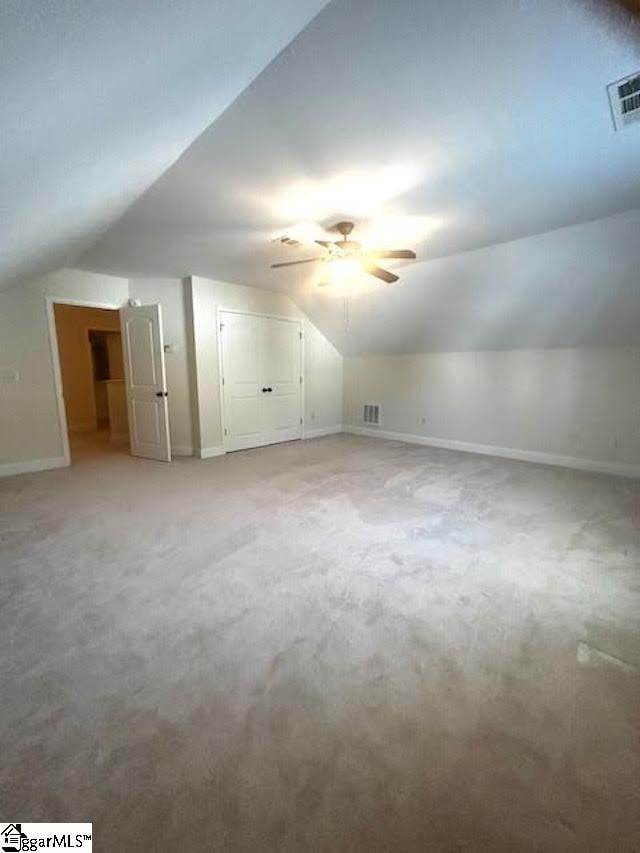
[46,296,122,467]
[216,308,305,452]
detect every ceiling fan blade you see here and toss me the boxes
[271,258,324,269]
[314,240,332,248]
[363,262,399,283]
[367,249,416,259]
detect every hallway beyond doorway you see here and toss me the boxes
[52,302,130,463]
[69,428,129,463]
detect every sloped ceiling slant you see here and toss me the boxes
[0,0,329,290]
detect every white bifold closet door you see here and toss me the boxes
[220,311,303,452]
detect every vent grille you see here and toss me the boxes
[608,72,640,130]
[363,404,380,426]
[620,76,640,113]
[271,235,301,247]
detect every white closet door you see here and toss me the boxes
[220,311,302,452]
[120,303,171,461]
[261,316,303,445]
[220,312,263,451]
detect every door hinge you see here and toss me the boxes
[220,322,224,332]
[300,417,303,425]
[299,331,302,339]
[299,375,303,384]
[222,377,225,385]
[224,428,228,436]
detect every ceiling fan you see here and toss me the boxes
[270,220,416,284]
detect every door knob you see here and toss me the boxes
[262,387,268,393]
[267,387,273,392]
[156,391,168,397]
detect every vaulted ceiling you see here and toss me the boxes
[3,0,640,353]
[0,0,328,289]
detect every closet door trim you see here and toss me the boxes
[217,308,304,452]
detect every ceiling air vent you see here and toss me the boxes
[608,72,640,130]
[271,235,301,247]
[363,404,380,426]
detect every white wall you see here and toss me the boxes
[188,276,343,453]
[303,320,344,432]
[0,269,128,473]
[344,348,640,476]
[0,269,342,473]
[128,278,194,455]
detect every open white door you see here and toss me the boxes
[120,303,171,461]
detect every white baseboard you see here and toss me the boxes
[0,456,68,478]
[198,446,226,459]
[172,445,194,457]
[303,424,344,439]
[344,425,640,479]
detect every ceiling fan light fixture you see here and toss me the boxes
[327,256,362,283]
[272,219,417,286]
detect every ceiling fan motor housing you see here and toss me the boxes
[329,220,355,238]
[335,240,361,254]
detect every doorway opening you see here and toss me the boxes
[52,303,130,462]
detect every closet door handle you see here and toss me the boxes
[267,387,273,392]
[262,387,268,393]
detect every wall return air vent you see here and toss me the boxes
[363,404,380,426]
[608,72,640,130]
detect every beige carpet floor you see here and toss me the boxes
[1,433,639,851]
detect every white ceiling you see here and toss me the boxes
[5,0,640,353]
[0,0,328,289]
